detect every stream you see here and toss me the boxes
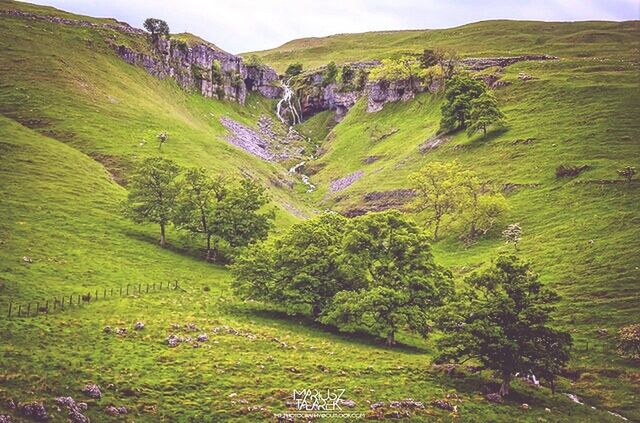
[289,161,316,192]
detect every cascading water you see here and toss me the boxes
[277,78,302,126]
[289,161,316,192]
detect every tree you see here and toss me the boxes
[459,172,508,241]
[232,213,356,317]
[434,48,459,79]
[214,178,274,253]
[369,56,426,85]
[340,65,354,85]
[284,63,303,79]
[440,74,486,132]
[437,256,572,397]
[125,157,181,247]
[502,223,522,251]
[323,61,338,85]
[617,324,640,360]
[143,18,170,40]
[321,211,453,345]
[467,91,505,138]
[173,168,226,261]
[409,161,467,240]
[157,131,169,151]
[617,166,636,185]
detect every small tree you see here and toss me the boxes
[467,91,505,138]
[435,48,459,80]
[440,74,486,132]
[321,211,453,345]
[157,131,169,151]
[460,172,508,241]
[340,65,354,86]
[143,18,170,40]
[409,161,467,240]
[437,256,572,397]
[125,157,181,247]
[503,223,522,251]
[617,166,636,185]
[322,61,338,86]
[173,168,226,261]
[284,63,303,79]
[617,323,640,360]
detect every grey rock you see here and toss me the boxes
[330,171,364,193]
[133,321,145,330]
[18,402,49,421]
[82,384,101,399]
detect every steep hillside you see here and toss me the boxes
[0,1,638,421]
[247,20,640,72]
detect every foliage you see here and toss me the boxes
[285,62,303,78]
[211,60,225,86]
[459,173,508,241]
[617,323,640,360]
[354,68,369,90]
[369,56,426,83]
[436,256,572,397]
[409,161,467,240]
[617,166,636,184]
[502,224,522,250]
[173,168,226,261]
[323,61,338,85]
[467,91,506,138]
[232,213,354,316]
[340,65,354,85]
[125,157,181,247]
[434,47,459,79]
[175,172,272,261]
[245,54,264,68]
[321,211,453,345]
[440,74,486,132]
[143,18,170,40]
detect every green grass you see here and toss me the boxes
[1,1,639,421]
[246,20,640,72]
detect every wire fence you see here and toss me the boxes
[5,280,180,319]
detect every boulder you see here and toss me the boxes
[82,384,101,400]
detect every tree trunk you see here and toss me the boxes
[160,223,166,247]
[483,125,487,137]
[206,235,213,261]
[499,372,511,397]
[433,219,440,240]
[386,331,395,346]
[311,304,322,318]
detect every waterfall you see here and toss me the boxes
[277,78,302,126]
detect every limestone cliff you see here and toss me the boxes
[116,38,282,104]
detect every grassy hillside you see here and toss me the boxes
[0,0,638,421]
[247,20,639,72]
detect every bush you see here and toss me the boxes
[285,63,303,78]
[555,164,590,178]
[617,324,640,359]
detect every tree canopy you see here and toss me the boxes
[143,18,170,40]
[467,91,506,138]
[436,256,572,397]
[440,74,487,132]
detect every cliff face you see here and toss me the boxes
[116,38,282,104]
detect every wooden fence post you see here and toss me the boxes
[18,304,22,317]
[7,302,12,318]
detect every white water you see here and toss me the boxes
[277,78,301,126]
[563,393,628,420]
[289,161,316,192]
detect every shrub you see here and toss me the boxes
[617,324,640,360]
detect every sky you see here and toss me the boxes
[24,0,640,53]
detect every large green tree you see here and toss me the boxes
[467,91,505,138]
[321,211,453,345]
[437,256,572,397]
[440,74,486,132]
[233,213,356,317]
[125,157,181,247]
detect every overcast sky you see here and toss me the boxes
[25,0,640,53]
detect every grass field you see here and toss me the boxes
[0,1,639,421]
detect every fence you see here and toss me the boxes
[5,280,180,318]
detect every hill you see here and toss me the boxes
[0,1,638,421]
[246,20,639,72]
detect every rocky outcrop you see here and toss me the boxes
[460,54,558,71]
[116,38,281,104]
[330,171,364,192]
[220,116,275,160]
[3,7,281,105]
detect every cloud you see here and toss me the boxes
[21,0,639,53]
